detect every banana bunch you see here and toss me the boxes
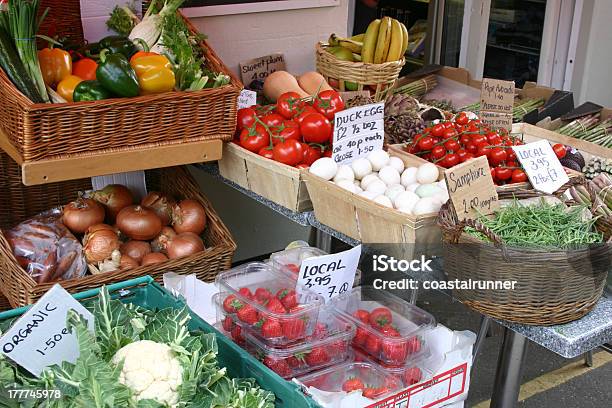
[327,17,408,64]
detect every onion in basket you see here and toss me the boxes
[172,199,207,235]
[166,232,205,259]
[120,240,151,264]
[141,191,175,226]
[83,225,120,263]
[90,184,134,223]
[116,205,162,240]
[63,198,105,234]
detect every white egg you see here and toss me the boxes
[416,163,439,184]
[393,191,420,211]
[435,190,449,205]
[373,195,393,208]
[354,180,361,186]
[360,173,380,190]
[415,183,443,198]
[388,156,405,173]
[366,179,387,195]
[412,197,442,216]
[309,158,338,181]
[437,180,448,190]
[358,190,378,200]
[384,184,405,202]
[397,206,413,215]
[367,150,390,171]
[378,166,401,186]
[406,183,420,193]
[335,179,357,193]
[333,165,355,183]
[400,167,418,187]
[351,158,372,180]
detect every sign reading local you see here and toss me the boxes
[332,103,384,165]
[512,140,569,194]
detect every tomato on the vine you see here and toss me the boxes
[300,112,333,143]
[456,149,469,162]
[441,153,459,168]
[294,105,317,124]
[471,134,487,146]
[258,147,274,159]
[511,169,528,183]
[237,107,257,131]
[455,112,469,126]
[552,143,567,159]
[323,148,333,158]
[272,120,301,145]
[488,147,508,165]
[431,145,446,159]
[443,128,458,139]
[313,90,345,120]
[262,113,284,129]
[465,142,478,154]
[487,132,502,146]
[495,167,512,181]
[239,124,270,153]
[431,123,445,137]
[476,144,490,158]
[276,92,304,119]
[273,139,304,166]
[302,144,323,165]
[444,139,461,152]
[418,136,434,151]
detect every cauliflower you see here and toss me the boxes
[112,340,183,407]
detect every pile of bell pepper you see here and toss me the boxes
[40,35,176,102]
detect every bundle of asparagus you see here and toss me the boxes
[569,174,612,220]
[557,115,612,148]
[392,75,437,98]
[584,156,612,179]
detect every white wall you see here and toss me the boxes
[188,0,350,77]
[570,0,612,106]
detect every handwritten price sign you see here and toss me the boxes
[332,103,384,165]
[512,140,569,194]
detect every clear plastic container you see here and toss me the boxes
[330,286,436,365]
[214,263,325,344]
[242,308,356,379]
[352,347,435,387]
[269,246,328,279]
[213,321,246,348]
[297,362,402,401]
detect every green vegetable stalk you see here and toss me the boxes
[106,5,140,36]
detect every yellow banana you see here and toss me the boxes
[374,17,392,64]
[361,19,380,63]
[329,34,363,54]
[352,53,362,62]
[400,22,409,55]
[386,19,404,62]
[351,33,365,42]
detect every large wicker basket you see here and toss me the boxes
[0,153,236,307]
[437,183,611,326]
[315,42,404,102]
[0,0,241,163]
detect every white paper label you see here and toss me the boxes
[332,103,384,165]
[237,89,257,109]
[0,285,94,377]
[296,245,361,302]
[512,140,569,194]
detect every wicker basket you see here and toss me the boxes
[437,183,611,325]
[315,42,404,102]
[596,217,612,241]
[0,153,236,307]
[0,0,241,162]
[0,293,11,312]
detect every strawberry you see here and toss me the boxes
[369,307,392,329]
[362,386,388,400]
[285,263,300,277]
[222,295,243,313]
[353,309,370,324]
[263,357,292,378]
[305,347,330,366]
[406,336,421,354]
[237,304,259,325]
[266,297,287,314]
[379,325,400,337]
[311,322,328,339]
[230,324,244,343]
[286,354,306,368]
[403,367,422,385]
[276,288,298,309]
[255,287,272,301]
[222,316,234,332]
[238,287,254,299]
[261,319,283,338]
[365,333,382,355]
[342,377,365,392]
[353,326,369,346]
[282,317,306,340]
[328,340,346,358]
[381,338,408,364]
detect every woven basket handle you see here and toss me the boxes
[447,217,511,260]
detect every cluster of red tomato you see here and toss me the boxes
[234,90,345,167]
[406,112,533,184]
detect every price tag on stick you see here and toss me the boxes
[296,245,361,302]
[444,156,500,221]
[512,140,569,194]
[332,103,384,165]
[0,284,94,377]
[237,89,257,109]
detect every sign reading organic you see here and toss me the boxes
[332,103,384,165]
[480,78,515,131]
[444,156,500,221]
[512,140,569,194]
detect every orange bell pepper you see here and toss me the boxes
[56,75,83,102]
[38,47,72,87]
[72,58,98,81]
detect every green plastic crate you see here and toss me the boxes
[0,276,318,408]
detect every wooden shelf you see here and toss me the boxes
[0,128,222,186]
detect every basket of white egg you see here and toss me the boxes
[303,149,448,248]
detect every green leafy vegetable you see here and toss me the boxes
[106,5,140,36]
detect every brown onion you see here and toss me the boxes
[63,198,105,234]
[90,184,134,223]
[83,226,120,263]
[141,252,168,265]
[116,205,162,240]
[87,223,119,234]
[151,226,177,253]
[173,199,207,235]
[119,254,139,270]
[120,240,151,263]
[166,232,205,259]
[141,192,175,226]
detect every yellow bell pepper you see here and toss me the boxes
[129,55,175,94]
[56,75,83,102]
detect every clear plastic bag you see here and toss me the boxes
[5,208,87,283]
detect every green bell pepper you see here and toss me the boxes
[96,49,140,97]
[73,80,112,102]
[98,35,137,58]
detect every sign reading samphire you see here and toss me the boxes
[332,103,384,165]
[480,78,515,131]
[444,156,500,220]
[512,140,569,194]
